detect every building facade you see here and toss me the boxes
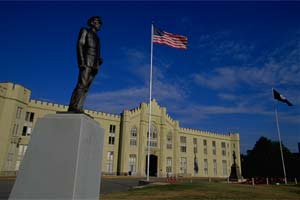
[0,82,241,178]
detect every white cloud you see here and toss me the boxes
[192,67,238,90]
[197,31,254,62]
[86,79,187,114]
[193,61,300,92]
[86,87,148,114]
[218,93,238,101]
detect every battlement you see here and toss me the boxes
[29,100,68,111]
[128,106,141,115]
[29,99,121,120]
[180,127,239,140]
[0,84,8,96]
[85,109,121,120]
[0,82,31,104]
[165,113,175,124]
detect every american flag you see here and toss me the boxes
[153,26,188,50]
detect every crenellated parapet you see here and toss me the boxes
[29,99,121,121]
[165,113,175,124]
[0,82,31,104]
[179,127,239,140]
[128,106,141,116]
[85,109,121,121]
[0,84,8,96]
[29,100,68,111]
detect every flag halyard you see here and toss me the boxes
[153,26,187,50]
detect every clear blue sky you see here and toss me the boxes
[1,1,300,153]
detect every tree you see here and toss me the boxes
[241,136,298,179]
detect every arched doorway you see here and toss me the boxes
[145,155,158,177]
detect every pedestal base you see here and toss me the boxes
[229,164,242,182]
[9,114,104,200]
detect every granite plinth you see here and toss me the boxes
[9,114,104,200]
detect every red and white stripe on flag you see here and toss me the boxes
[153,26,187,50]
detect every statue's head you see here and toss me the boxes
[87,16,102,31]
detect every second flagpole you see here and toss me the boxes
[274,101,288,184]
[147,23,154,181]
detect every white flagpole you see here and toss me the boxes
[147,23,154,181]
[273,89,287,184]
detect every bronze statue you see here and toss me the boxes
[68,16,103,113]
[233,150,236,164]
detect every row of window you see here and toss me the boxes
[11,124,32,137]
[105,150,228,177]
[106,151,136,174]
[180,136,232,156]
[12,108,35,138]
[15,107,35,122]
[107,126,235,159]
[180,157,228,176]
[5,143,28,171]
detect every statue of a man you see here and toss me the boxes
[68,16,103,113]
[233,151,236,164]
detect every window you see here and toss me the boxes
[18,144,27,157]
[25,112,35,122]
[26,127,32,136]
[204,159,208,175]
[25,112,30,121]
[12,124,18,137]
[6,143,15,171]
[222,160,227,176]
[203,139,207,155]
[108,125,115,145]
[16,107,22,119]
[147,124,158,147]
[130,127,137,146]
[221,142,226,156]
[212,141,216,155]
[109,125,116,133]
[194,157,199,175]
[213,159,217,176]
[128,154,136,174]
[166,132,172,149]
[29,112,34,122]
[16,142,25,170]
[180,157,187,174]
[106,151,114,173]
[180,136,187,153]
[166,157,172,174]
[15,161,21,171]
[12,124,19,137]
[22,126,31,136]
[193,138,198,153]
[22,126,27,136]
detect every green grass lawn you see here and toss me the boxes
[101,182,300,200]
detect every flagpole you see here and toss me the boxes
[147,23,154,181]
[273,89,287,184]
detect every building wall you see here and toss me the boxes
[0,82,241,178]
[0,83,31,172]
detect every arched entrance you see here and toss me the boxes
[145,154,158,177]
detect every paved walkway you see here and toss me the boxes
[0,177,142,199]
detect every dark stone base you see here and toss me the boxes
[229,164,242,182]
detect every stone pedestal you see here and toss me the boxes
[229,163,242,182]
[9,114,104,200]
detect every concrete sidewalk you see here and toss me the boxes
[0,177,142,199]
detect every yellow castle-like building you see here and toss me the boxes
[0,82,241,178]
